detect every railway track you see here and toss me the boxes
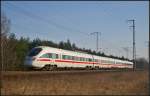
[2,69,143,76]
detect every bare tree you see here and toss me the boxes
[1,12,10,36]
[1,13,19,70]
[1,13,10,70]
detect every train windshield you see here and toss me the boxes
[28,48,42,57]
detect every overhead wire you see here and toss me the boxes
[3,5,60,40]
[4,3,92,48]
[6,3,88,36]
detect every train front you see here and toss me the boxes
[24,47,43,69]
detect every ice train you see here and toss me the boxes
[24,46,133,70]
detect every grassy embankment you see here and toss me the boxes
[1,70,149,95]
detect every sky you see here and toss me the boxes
[1,1,149,60]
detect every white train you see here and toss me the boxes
[24,46,133,70]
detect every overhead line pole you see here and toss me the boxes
[127,19,136,70]
[147,40,150,64]
[90,32,101,52]
[146,40,149,63]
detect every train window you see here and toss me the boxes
[56,54,58,59]
[81,57,83,61]
[48,53,53,58]
[40,53,49,58]
[75,57,79,61]
[66,55,68,59]
[78,57,81,61]
[83,58,85,61]
[89,58,92,62]
[94,59,98,62]
[62,55,66,59]
[53,54,59,59]
[79,57,81,61]
[86,58,88,62]
[79,57,82,61]
[74,57,77,61]
[72,56,75,60]
[68,56,72,60]
[76,57,79,61]
[28,48,42,56]
[66,55,68,60]
[93,59,95,62]
[65,55,68,59]
[67,55,69,60]
[62,55,72,60]
[116,62,121,64]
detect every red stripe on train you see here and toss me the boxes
[37,59,130,67]
[37,59,51,61]
[55,59,98,64]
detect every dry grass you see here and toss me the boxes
[1,70,149,95]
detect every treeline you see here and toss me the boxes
[1,13,149,71]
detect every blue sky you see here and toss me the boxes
[1,1,149,60]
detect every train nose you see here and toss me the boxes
[24,56,33,67]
